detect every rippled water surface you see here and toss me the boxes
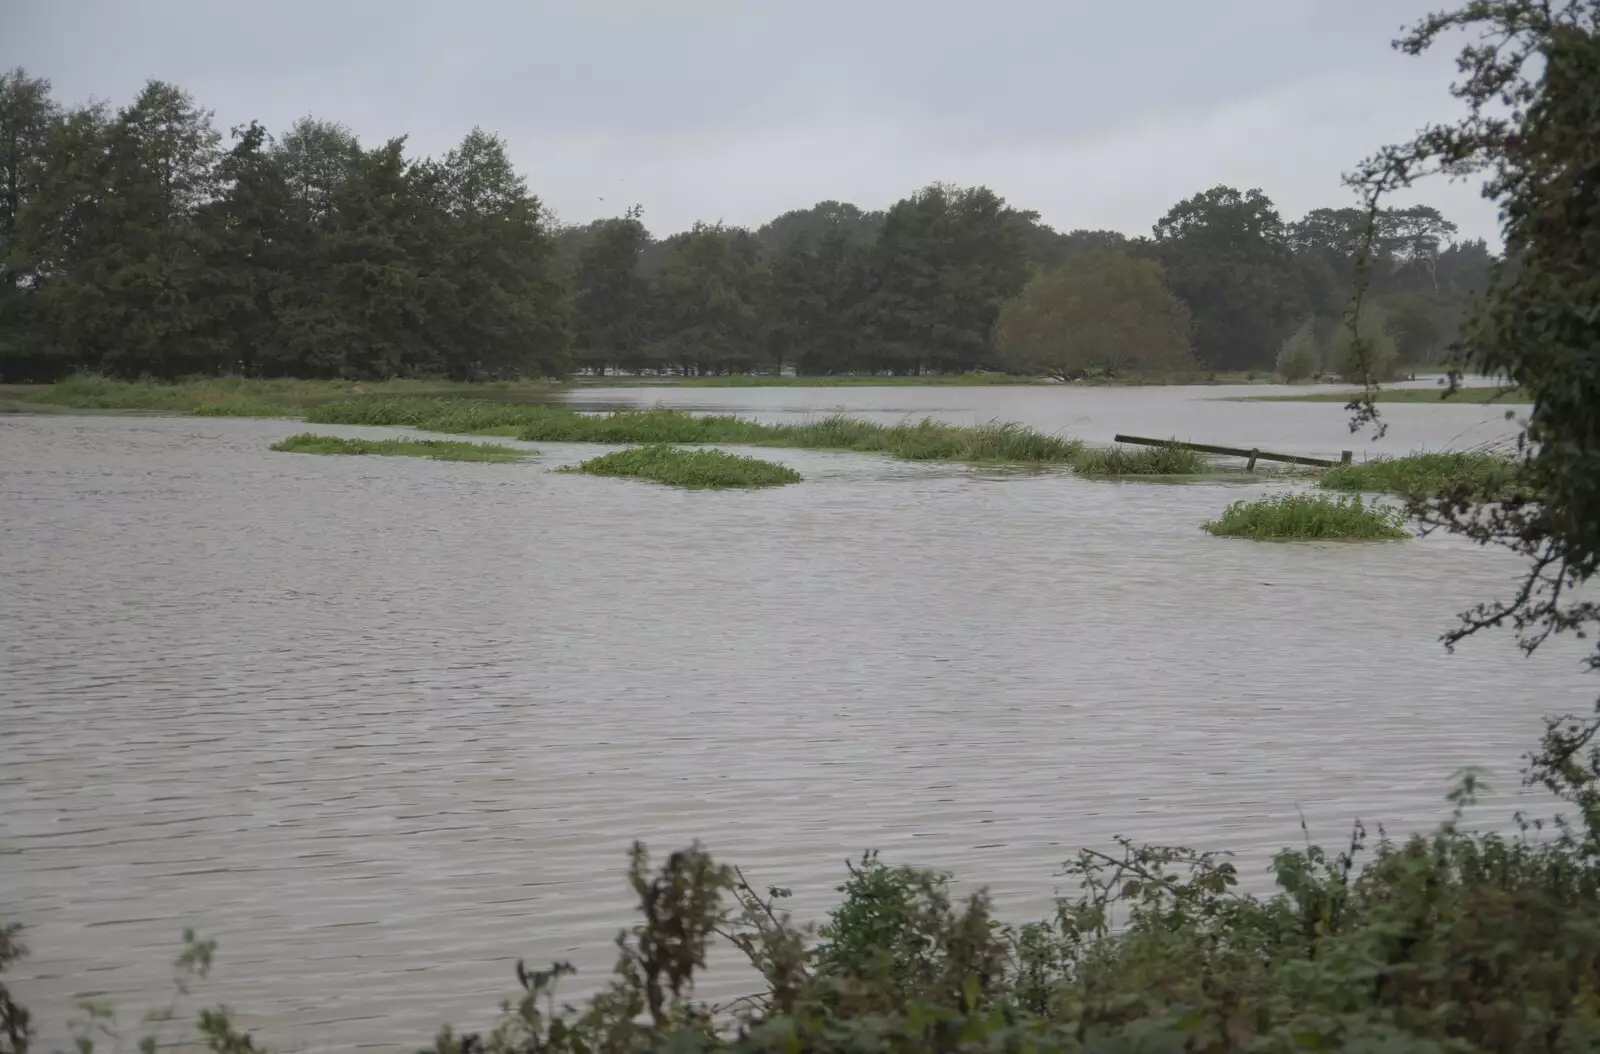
[1,386,1586,1051]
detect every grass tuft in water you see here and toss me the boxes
[558,445,802,488]
[269,433,530,462]
[1202,492,1410,541]
[1072,442,1213,477]
[1318,451,1528,498]
[303,400,1080,464]
[1253,385,1530,404]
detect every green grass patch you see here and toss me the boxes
[558,445,801,488]
[304,397,562,434]
[1251,385,1530,404]
[305,399,1083,464]
[1318,451,1528,498]
[655,372,1046,387]
[1072,441,1214,477]
[1203,492,1409,541]
[573,369,1287,387]
[23,374,559,417]
[269,433,530,462]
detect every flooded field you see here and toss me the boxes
[1,385,1586,1051]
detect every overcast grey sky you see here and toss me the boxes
[6,0,1499,242]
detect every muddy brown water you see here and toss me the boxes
[1,384,1587,1050]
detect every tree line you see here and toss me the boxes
[0,69,1495,383]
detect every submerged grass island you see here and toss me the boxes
[269,434,531,462]
[1203,492,1411,541]
[306,397,1089,465]
[1317,450,1530,498]
[559,445,802,488]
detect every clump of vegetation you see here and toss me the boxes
[269,434,530,462]
[1319,450,1529,498]
[660,372,1046,387]
[993,248,1197,380]
[1203,492,1409,540]
[1332,303,1401,384]
[305,397,564,435]
[558,445,801,488]
[1253,385,1531,404]
[22,375,560,418]
[1072,441,1212,477]
[305,399,1082,465]
[25,374,290,417]
[17,772,1600,1054]
[1274,315,1320,382]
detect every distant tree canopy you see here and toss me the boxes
[0,68,1496,382]
[995,250,1194,379]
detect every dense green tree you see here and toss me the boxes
[994,249,1194,379]
[763,228,865,375]
[274,117,358,225]
[199,122,292,375]
[292,138,432,378]
[0,75,1500,384]
[0,69,59,379]
[755,201,881,255]
[857,184,1031,374]
[429,128,568,378]
[647,223,768,375]
[27,81,224,378]
[1153,186,1308,371]
[571,207,652,374]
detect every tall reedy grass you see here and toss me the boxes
[269,434,530,462]
[558,445,802,488]
[306,400,1085,464]
[1203,492,1410,540]
[1072,442,1213,477]
[1318,450,1530,498]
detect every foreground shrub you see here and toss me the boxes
[1319,451,1530,499]
[1203,492,1409,540]
[559,446,802,488]
[1073,442,1212,477]
[15,771,1600,1054]
[269,434,530,462]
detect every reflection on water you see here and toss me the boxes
[0,389,1577,1051]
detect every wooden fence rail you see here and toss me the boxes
[1112,434,1353,470]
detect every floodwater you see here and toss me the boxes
[1,384,1588,1051]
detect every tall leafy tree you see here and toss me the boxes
[200,121,292,375]
[0,68,60,379]
[290,137,430,378]
[857,184,1030,374]
[764,227,866,375]
[571,206,651,375]
[756,201,882,255]
[29,81,224,377]
[429,127,568,378]
[1153,185,1307,371]
[274,118,359,225]
[994,249,1195,379]
[647,222,768,375]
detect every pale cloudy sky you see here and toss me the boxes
[5,0,1500,242]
